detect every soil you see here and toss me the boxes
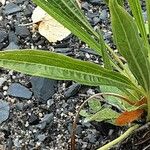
[0,0,150,150]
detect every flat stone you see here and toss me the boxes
[0,30,7,43]
[79,48,98,55]
[36,122,46,130]
[37,134,47,142]
[28,114,39,125]
[7,83,32,99]
[64,83,81,98]
[87,11,99,19]
[8,31,18,44]
[93,17,101,25]
[81,2,89,11]
[24,6,32,17]
[4,42,19,50]
[0,77,6,87]
[0,100,10,124]
[100,10,108,20]
[47,99,54,107]
[40,113,54,125]
[15,0,25,4]
[89,0,103,5]
[31,77,57,103]
[15,26,30,38]
[15,103,24,111]
[87,133,97,143]
[4,3,21,15]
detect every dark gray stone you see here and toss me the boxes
[40,113,54,125]
[64,83,81,98]
[24,6,32,17]
[37,134,47,142]
[93,17,101,25]
[81,2,89,11]
[87,133,97,143]
[47,99,54,107]
[36,122,47,130]
[15,26,30,38]
[5,42,19,50]
[0,30,7,43]
[31,77,57,103]
[0,100,10,124]
[0,77,6,87]
[15,103,24,111]
[89,0,103,5]
[100,10,108,20]
[87,11,99,19]
[8,31,18,44]
[7,83,32,99]
[55,48,71,53]
[80,48,98,55]
[15,0,26,4]
[4,3,21,15]
[28,114,39,125]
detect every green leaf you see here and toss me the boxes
[109,0,150,91]
[33,0,102,55]
[79,110,91,117]
[128,0,149,47]
[0,50,136,90]
[96,29,112,69]
[145,23,149,35]
[88,98,102,113]
[146,0,150,36]
[84,108,119,122]
[33,0,112,69]
[100,85,127,110]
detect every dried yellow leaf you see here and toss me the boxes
[32,7,71,42]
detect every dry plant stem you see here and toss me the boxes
[97,124,139,150]
[75,0,81,8]
[71,93,136,150]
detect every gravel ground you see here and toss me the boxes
[0,0,150,150]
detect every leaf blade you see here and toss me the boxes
[85,108,119,122]
[0,50,136,90]
[109,0,150,91]
[128,0,149,47]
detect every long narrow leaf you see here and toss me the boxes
[128,0,149,47]
[109,0,150,91]
[0,50,136,90]
[33,0,102,55]
[146,0,150,36]
[33,0,112,69]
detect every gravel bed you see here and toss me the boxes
[0,0,149,150]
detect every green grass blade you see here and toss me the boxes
[128,0,149,47]
[109,0,150,91]
[0,50,136,90]
[146,0,150,36]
